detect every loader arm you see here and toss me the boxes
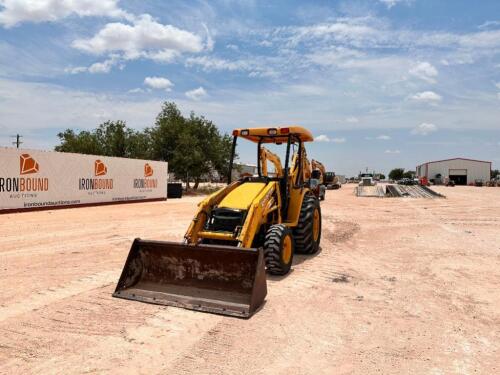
[184,180,242,244]
[238,181,281,247]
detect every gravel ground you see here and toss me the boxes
[0,186,499,374]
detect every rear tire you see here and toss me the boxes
[264,224,294,275]
[293,194,321,254]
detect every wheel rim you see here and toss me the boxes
[282,235,292,264]
[313,208,320,242]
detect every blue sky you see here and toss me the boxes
[0,0,499,176]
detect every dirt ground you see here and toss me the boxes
[1,186,499,374]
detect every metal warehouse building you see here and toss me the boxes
[416,158,491,185]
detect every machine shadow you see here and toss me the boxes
[266,245,323,282]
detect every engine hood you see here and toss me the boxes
[218,182,267,210]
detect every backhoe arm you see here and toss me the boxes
[260,147,283,177]
[311,159,326,184]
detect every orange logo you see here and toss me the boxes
[20,154,39,175]
[94,160,107,176]
[144,163,153,177]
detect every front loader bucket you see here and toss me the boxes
[113,239,267,318]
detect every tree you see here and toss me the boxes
[402,170,416,179]
[55,102,233,190]
[378,174,386,180]
[94,120,127,157]
[186,112,233,188]
[126,130,152,160]
[388,168,405,181]
[148,102,233,189]
[55,121,151,159]
[149,102,186,163]
[491,169,499,179]
[55,129,103,155]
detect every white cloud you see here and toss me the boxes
[384,149,401,154]
[478,21,500,30]
[0,0,130,28]
[186,56,277,77]
[202,23,214,51]
[378,0,412,9]
[65,66,87,74]
[226,44,239,51]
[345,116,359,123]
[411,122,438,136]
[376,135,391,140]
[332,137,346,143]
[88,59,117,73]
[144,76,174,90]
[127,87,145,94]
[307,47,364,67]
[409,62,438,83]
[275,16,500,56]
[186,56,250,71]
[314,134,330,142]
[66,55,122,74]
[285,18,382,48]
[457,30,500,49]
[287,84,328,96]
[0,78,161,142]
[410,91,442,103]
[185,55,277,78]
[72,14,204,61]
[495,82,500,89]
[148,49,180,63]
[185,86,207,101]
[314,134,346,143]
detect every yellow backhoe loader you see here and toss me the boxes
[311,159,327,201]
[113,126,322,318]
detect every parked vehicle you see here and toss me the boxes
[310,162,326,200]
[325,171,341,190]
[445,178,455,187]
[359,173,376,186]
[419,176,430,186]
[397,178,418,185]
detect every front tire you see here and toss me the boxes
[264,224,294,275]
[293,194,321,254]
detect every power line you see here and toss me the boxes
[11,134,23,149]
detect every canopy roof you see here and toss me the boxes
[232,126,314,143]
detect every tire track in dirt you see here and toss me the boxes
[0,227,185,258]
[167,219,360,374]
[2,304,223,374]
[0,269,119,323]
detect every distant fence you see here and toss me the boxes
[0,148,168,212]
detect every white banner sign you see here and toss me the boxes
[0,148,168,210]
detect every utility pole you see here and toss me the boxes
[11,134,23,148]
